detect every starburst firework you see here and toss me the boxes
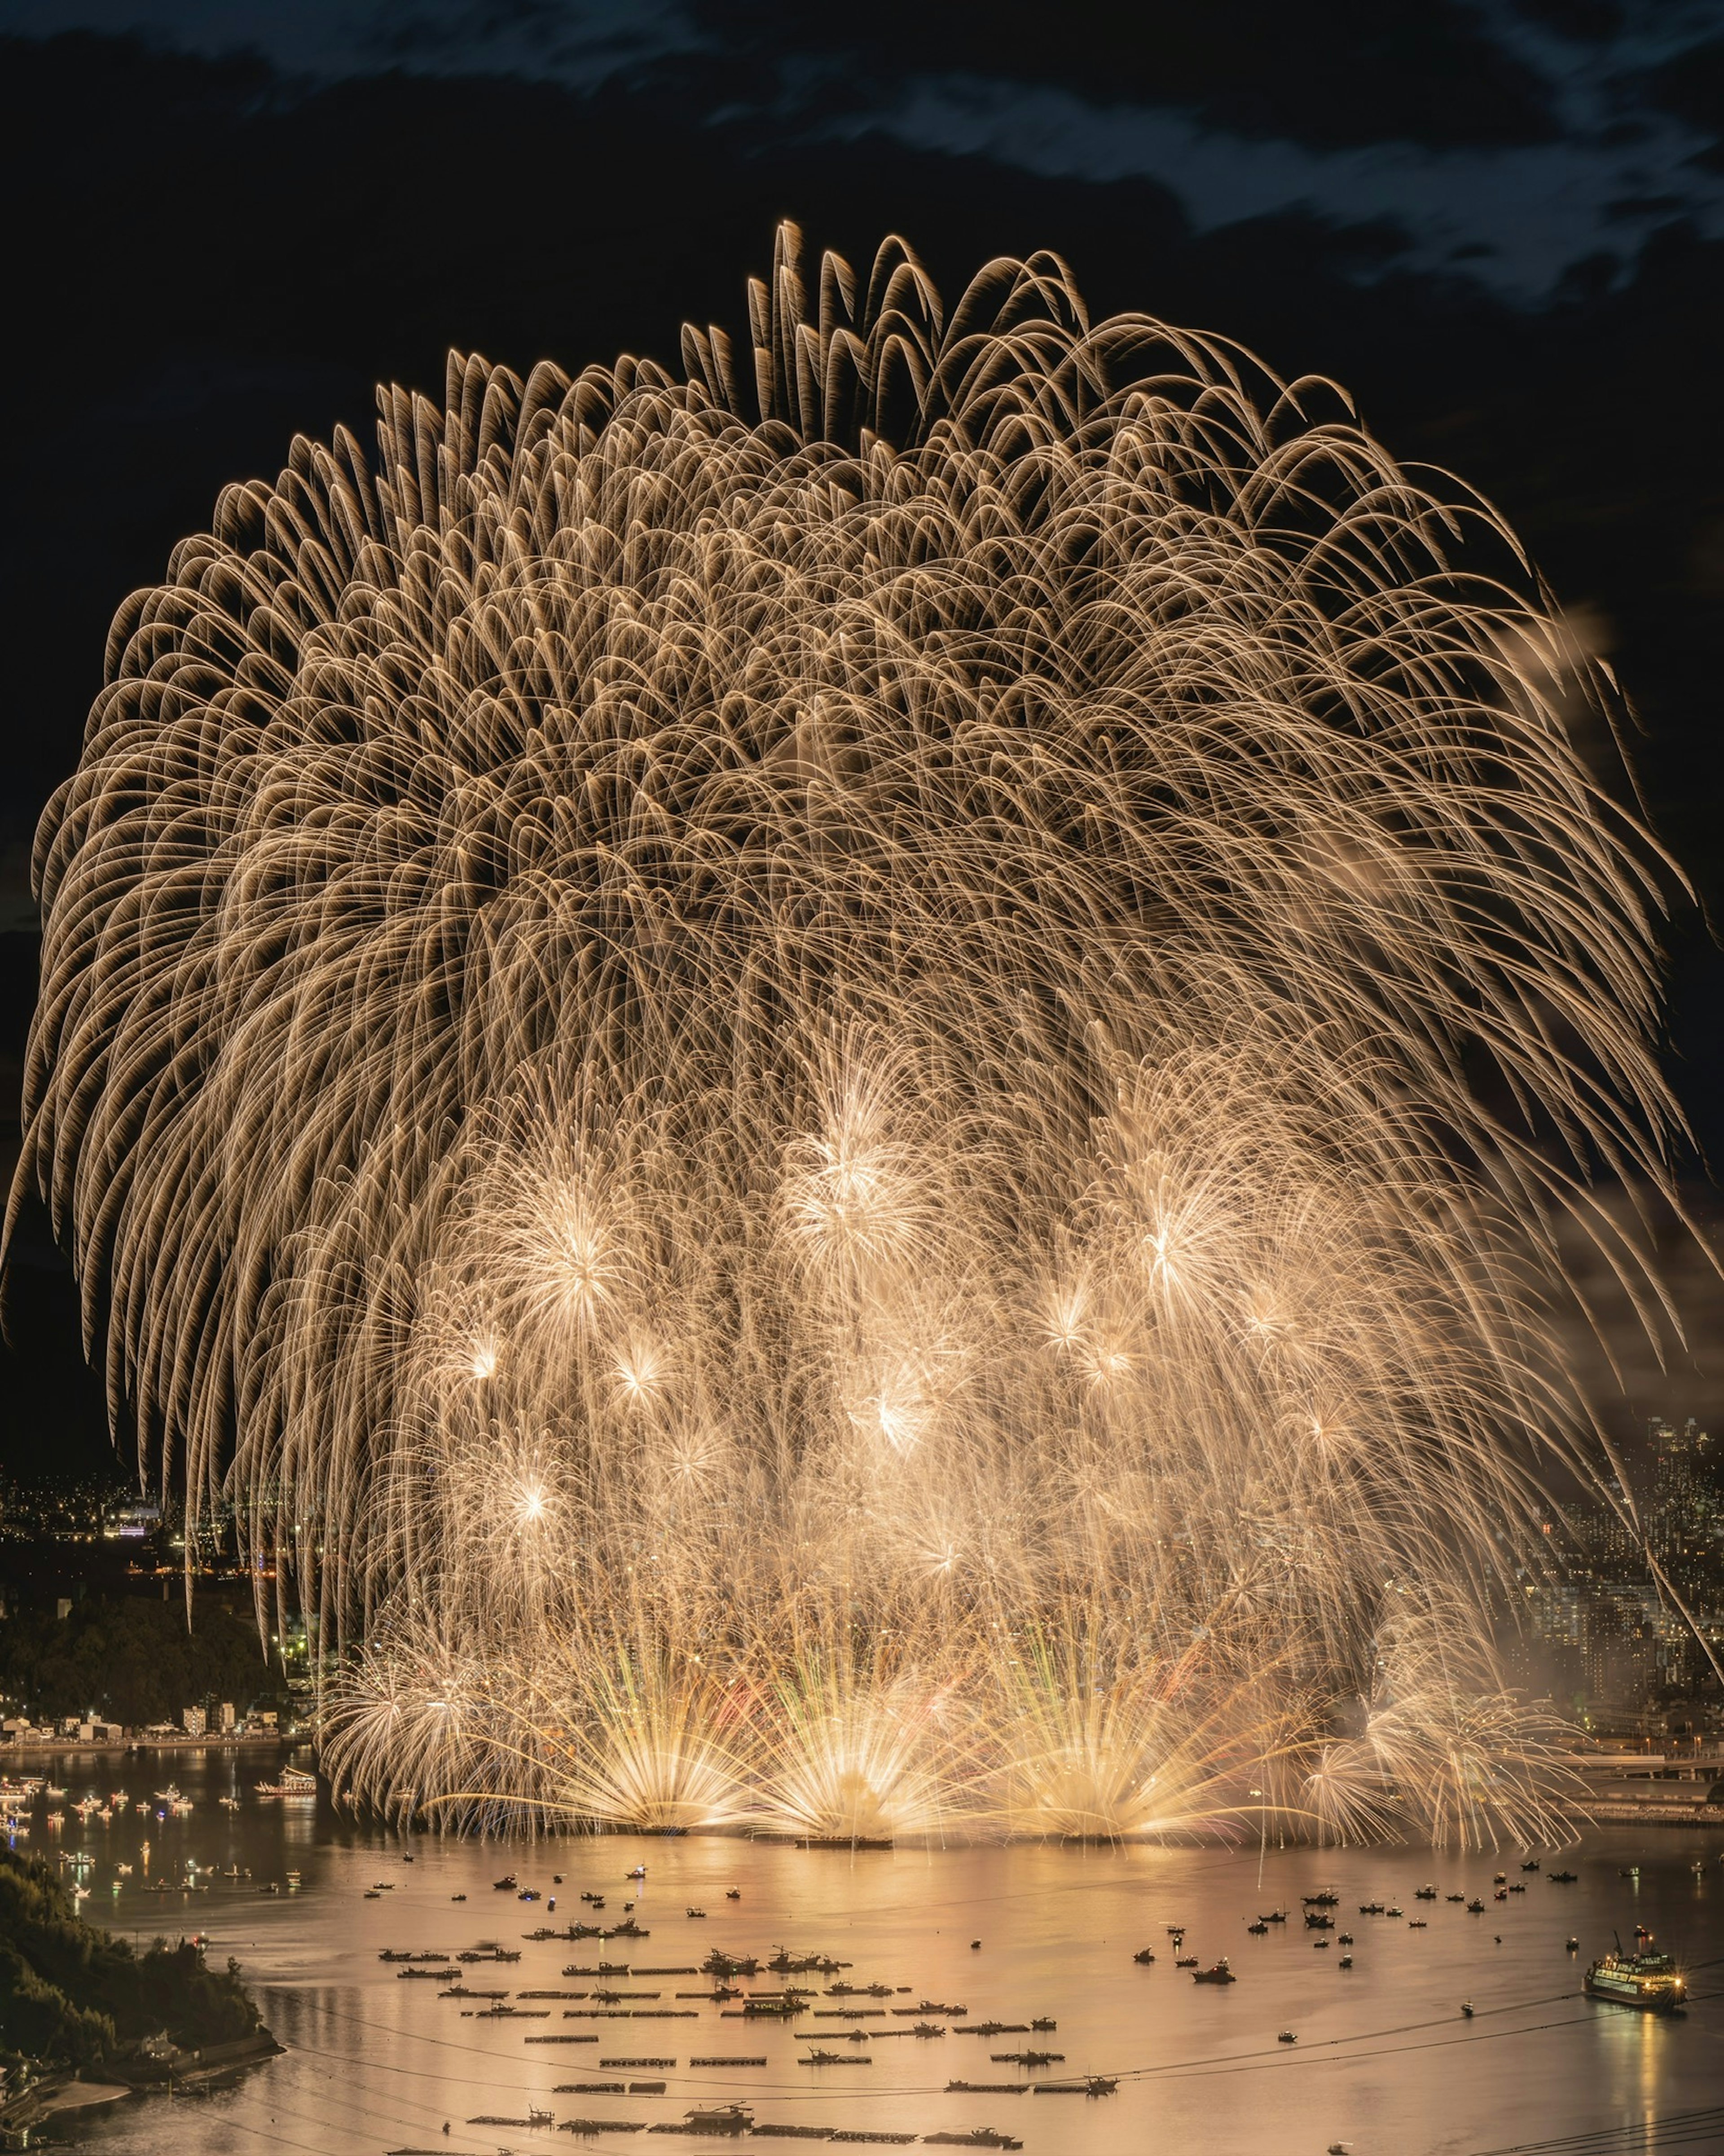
[18,224,1692,1843]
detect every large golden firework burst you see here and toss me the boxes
[17,224,1691,1843]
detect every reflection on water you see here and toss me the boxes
[12,1750,1720,2155]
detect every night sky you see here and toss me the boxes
[2,0,1722,1479]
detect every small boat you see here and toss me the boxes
[1493,1873,1507,1885]
[1446,1894,1465,1904]
[1029,2017,1056,2032]
[1385,1905,1403,1918]
[1192,1959,1236,1984]
[1133,1947,1156,1963]
[1566,1936,1579,1951]
[1302,1889,1340,1907]
[493,1873,518,1890]
[1522,1858,1541,1872]
[1246,1921,1268,1936]
[1358,1902,1384,1915]
[1460,2001,1474,2017]
[1262,1909,1288,1923]
[219,1796,240,1811]
[1414,1886,1437,1900]
[627,1865,647,1879]
[1313,1937,1331,1949]
[255,1769,317,1800]
[1277,2030,1297,2044]
[1549,1869,1578,1884]
[687,1907,707,1918]
[1466,1900,1485,1914]
[1407,1920,1427,1930]
[1337,1932,1354,1945]
[451,1892,467,1901]
[726,1888,741,1900]
[1337,1954,1353,1968]
[1174,1955,1198,1969]
[681,2107,753,2136]
[1305,1911,1334,1930]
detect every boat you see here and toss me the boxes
[1304,1908,1335,1928]
[1246,1921,1268,1936]
[1358,1902,1384,1915]
[681,2105,753,2136]
[1192,1959,1236,1984]
[1262,1908,1288,1923]
[255,1768,317,1800]
[1133,1947,1156,1963]
[1584,1940,1686,2013]
[218,1796,240,1810]
[628,1865,647,1879]
[1278,2030,1297,2044]
[1302,1889,1340,1907]
[1548,1869,1578,1883]
[153,1785,182,1803]
[1446,1893,1465,1904]
[1338,1954,1353,1968]
[493,1874,519,1890]
[1466,1900,1485,1914]
[1173,1955,1198,1969]
[1522,1858,1541,1872]
[1414,1886,1437,1900]
[1460,2001,1474,2017]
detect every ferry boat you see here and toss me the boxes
[255,1767,317,1800]
[1584,1940,1685,2013]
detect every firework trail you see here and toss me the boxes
[16,225,1692,1843]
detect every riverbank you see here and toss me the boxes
[2,1734,303,1762]
[1587,1799,1724,1829]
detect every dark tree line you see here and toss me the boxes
[0,1596,290,1728]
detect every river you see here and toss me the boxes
[10,1747,1720,2155]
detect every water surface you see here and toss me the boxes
[16,1750,1721,2155]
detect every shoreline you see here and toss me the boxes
[2,1735,305,1762]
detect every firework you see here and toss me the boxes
[18,224,1689,1843]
